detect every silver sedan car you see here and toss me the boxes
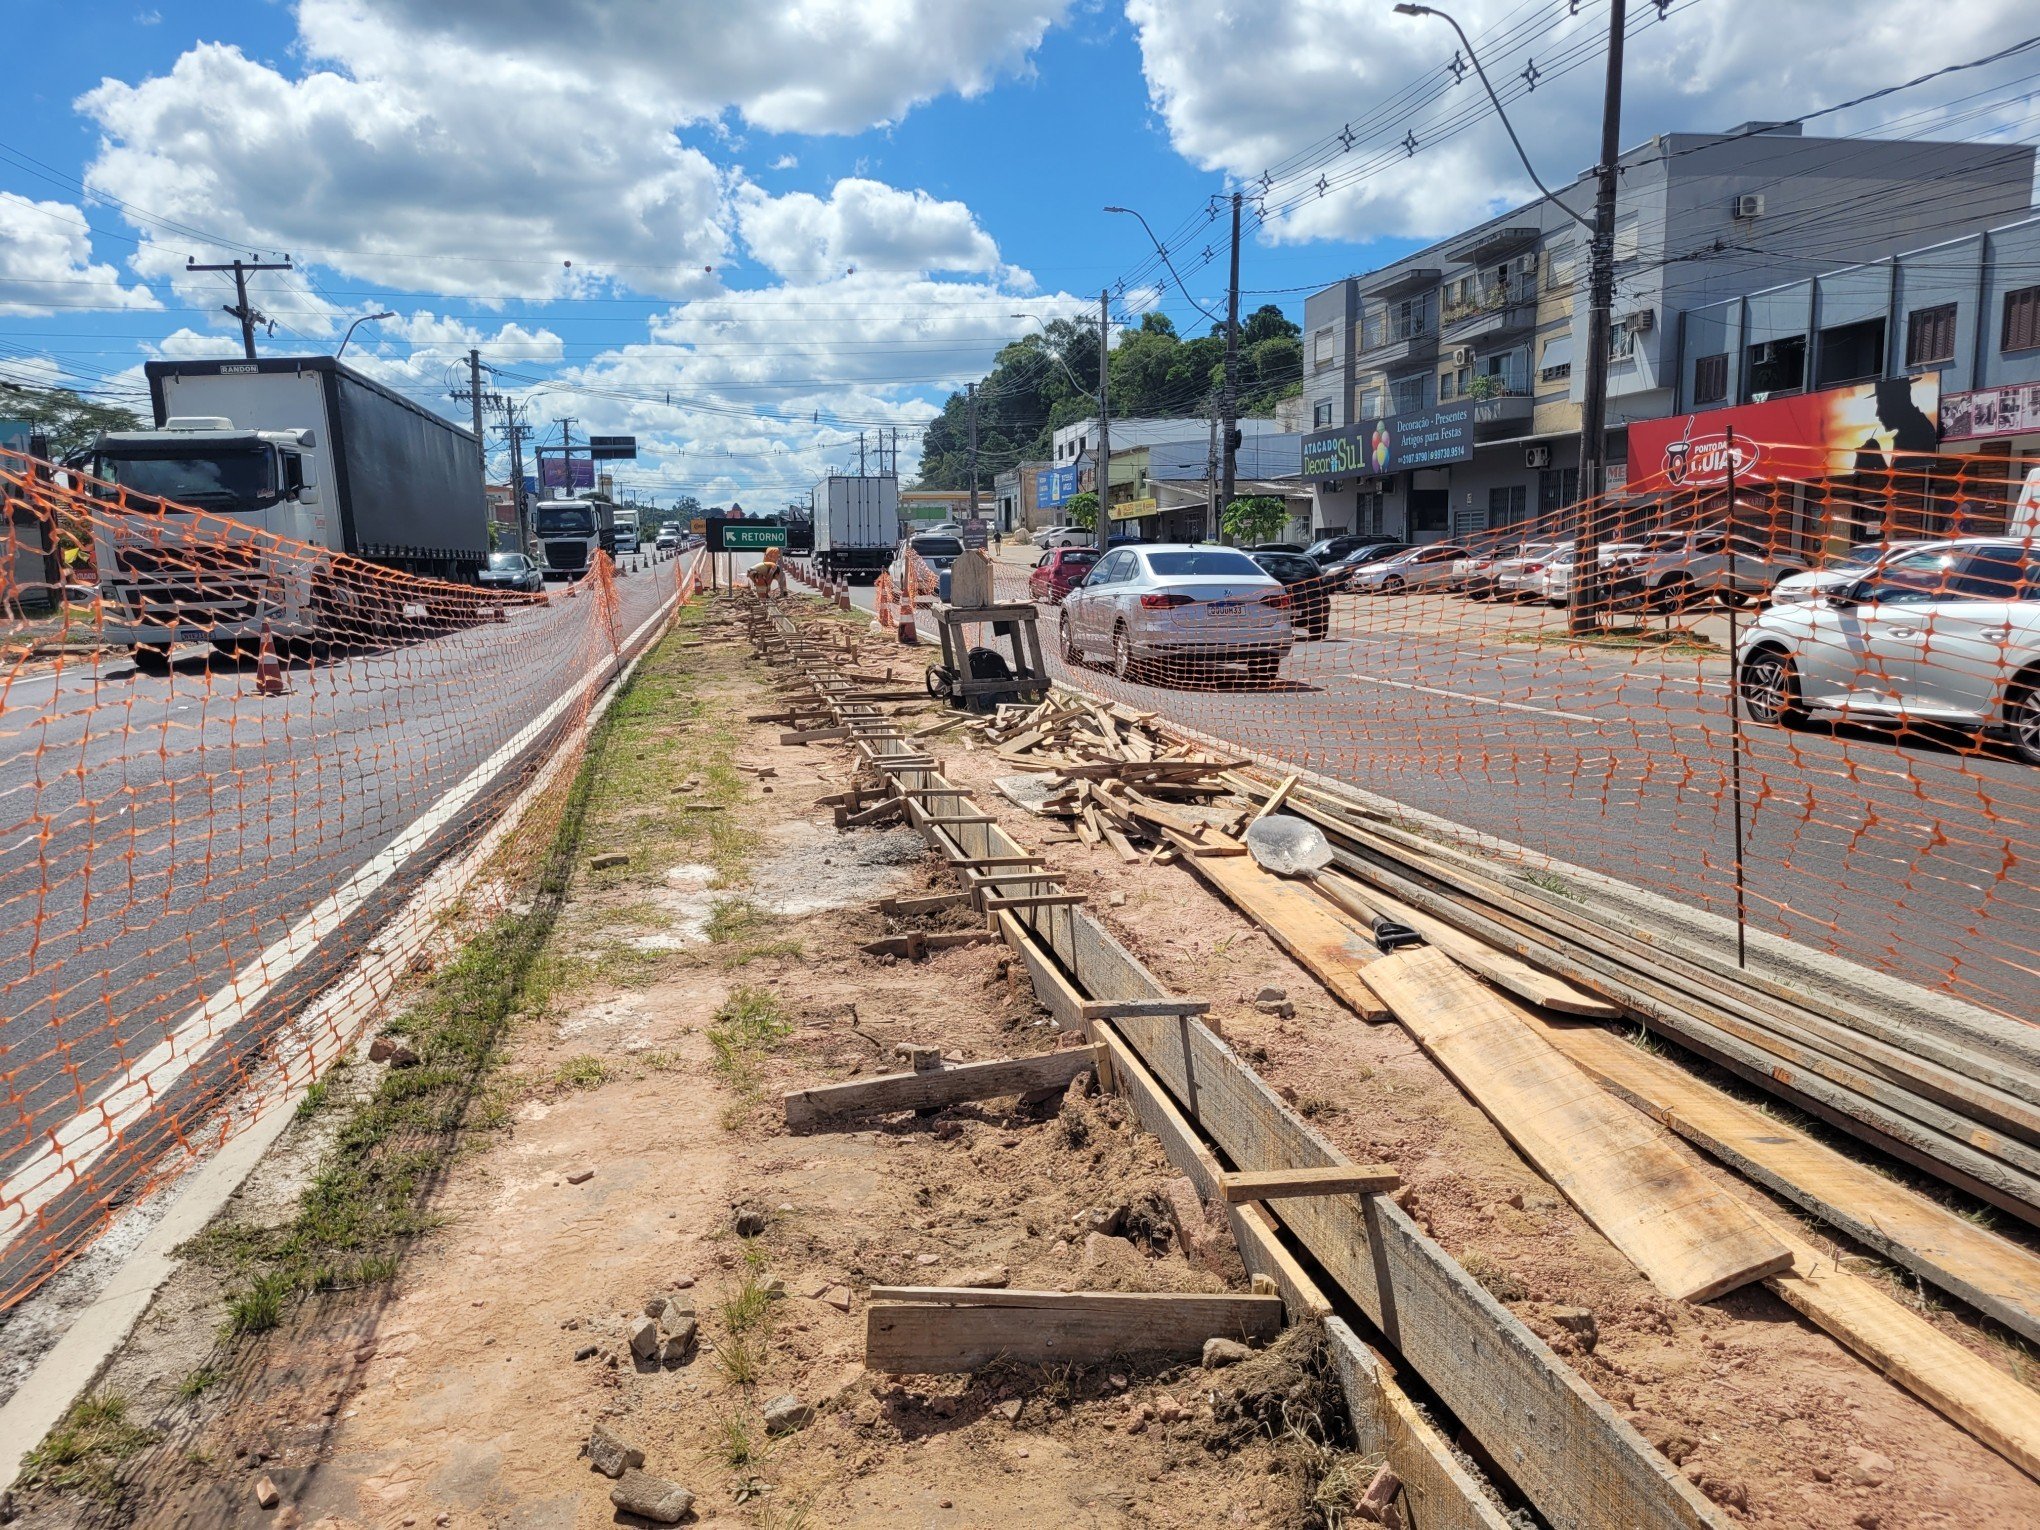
[1058,543,1294,684]
[1348,542,1471,595]
[1736,537,2040,763]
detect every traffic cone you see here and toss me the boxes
[255,624,287,696]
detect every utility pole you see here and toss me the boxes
[1206,407,1219,539]
[186,256,293,360]
[859,431,868,475]
[1220,190,1243,533]
[966,382,980,522]
[465,348,486,481]
[1094,289,1112,553]
[1572,0,1627,634]
[891,426,899,478]
[504,402,531,550]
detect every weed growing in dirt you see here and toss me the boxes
[552,1055,609,1090]
[704,898,805,967]
[294,1078,332,1120]
[1517,867,1582,902]
[18,1393,157,1502]
[1460,1251,1528,1304]
[716,1412,759,1467]
[1297,1094,1343,1120]
[708,986,793,1125]
[174,1368,220,1401]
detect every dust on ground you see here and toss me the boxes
[6,598,1364,1530]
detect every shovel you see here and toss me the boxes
[1244,815,1423,954]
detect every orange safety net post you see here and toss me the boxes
[1000,441,2040,1025]
[0,446,680,1304]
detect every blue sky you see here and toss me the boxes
[4,0,2036,506]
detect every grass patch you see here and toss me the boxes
[707,986,793,1124]
[705,898,806,968]
[294,1077,333,1121]
[552,1055,609,1090]
[1502,627,1720,656]
[716,1412,760,1468]
[18,1393,158,1502]
[1517,867,1583,902]
[175,1367,221,1401]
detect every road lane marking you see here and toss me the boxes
[0,586,677,1245]
[1347,674,1604,725]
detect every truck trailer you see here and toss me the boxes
[87,356,490,663]
[812,474,900,583]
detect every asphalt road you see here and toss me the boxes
[0,559,676,1291]
[836,557,2040,1024]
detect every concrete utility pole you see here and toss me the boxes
[1207,407,1219,538]
[966,382,980,521]
[1220,190,1243,531]
[1572,0,1628,634]
[1094,289,1112,553]
[466,348,486,481]
[891,426,900,478]
[186,256,293,360]
[859,431,868,475]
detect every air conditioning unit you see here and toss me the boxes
[1525,445,1553,469]
[1623,308,1656,333]
[1733,193,1766,219]
[1450,346,1474,366]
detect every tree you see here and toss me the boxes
[0,381,144,458]
[1064,491,1099,531]
[1221,496,1289,545]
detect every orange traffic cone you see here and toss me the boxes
[255,624,287,696]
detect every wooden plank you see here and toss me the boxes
[1175,837,1390,1022]
[1250,771,1300,825]
[947,853,1045,868]
[841,797,906,828]
[1361,949,1791,1302]
[780,724,851,743]
[1078,998,1213,1020]
[982,893,1088,911]
[1319,870,1622,1020]
[865,1289,1282,1372]
[1766,1230,2040,1483]
[1218,1166,1401,1203]
[1531,1015,2040,1347]
[877,892,971,917]
[783,1047,1098,1130]
[997,911,1090,1033]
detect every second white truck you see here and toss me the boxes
[812,474,900,584]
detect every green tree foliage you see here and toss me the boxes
[915,304,1303,492]
[1221,495,1289,544]
[1063,491,1099,531]
[0,381,144,459]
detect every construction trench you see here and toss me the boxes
[740,575,2040,1528]
[10,578,2040,1527]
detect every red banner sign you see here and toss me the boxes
[1628,376,1941,492]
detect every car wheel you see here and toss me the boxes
[1739,648,1804,727]
[1060,612,1083,666]
[1650,573,1694,612]
[2007,676,2040,766]
[1111,622,1138,682]
[132,642,172,673]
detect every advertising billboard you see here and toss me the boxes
[1035,464,1079,507]
[1627,376,1941,492]
[539,457,595,490]
[1300,400,1475,481]
[1940,382,2040,443]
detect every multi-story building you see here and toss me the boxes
[1299,124,2035,543]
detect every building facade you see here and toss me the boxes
[1299,125,2036,544]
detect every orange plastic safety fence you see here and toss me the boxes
[996,444,2040,1025]
[0,447,687,1304]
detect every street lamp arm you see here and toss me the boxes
[335,309,397,359]
[1103,205,1226,327]
[1394,4,1594,232]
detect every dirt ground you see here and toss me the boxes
[7,599,1366,1530]
[922,664,2040,1529]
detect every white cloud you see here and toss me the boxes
[0,194,158,316]
[735,178,1007,281]
[770,155,799,172]
[337,0,1072,135]
[1126,1,2040,248]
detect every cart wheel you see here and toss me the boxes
[925,664,953,700]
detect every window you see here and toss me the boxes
[1313,399,1334,428]
[1359,388,1386,421]
[1608,326,1636,362]
[1816,318,1885,389]
[1612,217,1640,264]
[1539,469,1579,515]
[1390,375,1428,415]
[1089,549,1134,584]
[1539,334,1574,384]
[2003,285,2040,353]
[1747,335,1807,395]
[1693,353,1729,405]
[1906,304,1957,368]
[1483,349,1526,393]
[1489,485,1529,524]
[1389,295,1431,342]
[1546,241,1576,290]
[1362,305,1387,350]
[1949,545,2035,600]
[1313,326,1335,368]
[1356,491,1387,534]
[1440,365,1469,401]
[1856,545,1962,604]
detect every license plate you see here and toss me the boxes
[1212,599,1241,612]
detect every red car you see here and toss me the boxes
[1028,546,1099,603]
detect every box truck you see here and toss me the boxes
[812,474,900,583]
[534,498,616,580]
[86,357,490,664]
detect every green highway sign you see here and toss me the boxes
[720,525,787,551]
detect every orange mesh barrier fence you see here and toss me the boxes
[996,443,2040,1026]
[0,448,689,1304]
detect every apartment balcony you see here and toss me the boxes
[1442,277,1538,345]
[1358,314,1439,369]
[1471,389,1535,438]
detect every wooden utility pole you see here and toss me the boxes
[186,256,293,360]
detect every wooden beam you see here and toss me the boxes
[1250,771,1300,825]
[841,797,906,828]
[1078,997,1213,1020]
[877,892,972,917]
[947,853,1045,868]
[783,1047,1099,1130]
[1218,1166,1401,1203]
[1361,948,1792,1303]
[864,1288,1283,1373]
[1530,1013,2040,1348]
[982,893,1088,911]
[780,724,851,744]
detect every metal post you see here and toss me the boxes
[1723,424,1750,969]
[1571,0,1627,634]
[1220,190,1243,524]
[1094,289,1112,553]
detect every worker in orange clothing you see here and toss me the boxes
[745,544,789,599]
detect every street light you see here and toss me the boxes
[336,310,396,359]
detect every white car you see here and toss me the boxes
[1736,537,2040,763]
[1624,526,1807,609]
[1347,543,1471,595]
[1487,540,1569,601]
[1770,541,1932,606]
[1037,525,1093,549]
[1058,542,1293,685]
